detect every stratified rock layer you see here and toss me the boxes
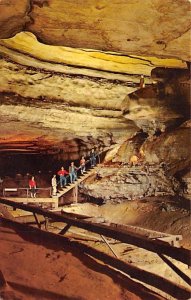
[0,1,190,61]
[0,32,187,157]
[83,122,191,202]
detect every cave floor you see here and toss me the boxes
[0,217,166,300]
[2,196,190,299]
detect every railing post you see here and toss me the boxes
[73,185,78,203]
[98,153,100,164]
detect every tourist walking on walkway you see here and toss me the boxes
[29,176,37,198]
[80,156,86,174]
[57,167,68,188]
[90,149,96,167]
[51,174,57,196]
[69,162,78,183]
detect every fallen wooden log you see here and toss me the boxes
[1,216,190,300]
[0,198,190,266]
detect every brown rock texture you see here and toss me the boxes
[0,32,188,157]
[83,122,190,202]
[0,221,165,300]
[0,0,30,38]
[0,1,190,60]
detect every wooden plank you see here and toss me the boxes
[4,197,57,203]
[0,198,190,266]
[106,222,182,246]
[57,168,97,198]
[1,216,190,300]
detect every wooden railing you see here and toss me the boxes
[3,187,52,198]
[0,198,190,267]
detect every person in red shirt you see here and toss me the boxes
[29,176,37,198]
[57,167,69,188]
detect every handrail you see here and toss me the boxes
[0,198,190,266]
[3,187,52,197]
[2,151,103,197]
[1,216,190,300]
[63,150,103,183]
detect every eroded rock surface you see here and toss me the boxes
[0,32,187,157]
[0,1,190,61]
[82,122,190,202]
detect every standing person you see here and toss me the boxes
[80,156,86,175]
[29,176,37,198]
[57,167,69,188]
[140,75,145,88]
[90,149,96,167]
[51,174,57,196]
[129,154,139,167]
[69,162,78,183]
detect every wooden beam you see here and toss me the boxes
[1,217,190,300]
[59,224,71,235]
[100,235,119,258]
[33,213,41,229]
[158,254,191,286]
[0,198,190,266]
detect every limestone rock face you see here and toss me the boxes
[107,121,191,173]
[143,124,191,175]
[0,1,190,61]
[0,0,30,39]
[81,165,179,203]
[93,122,190,202]
[0,32,187,157]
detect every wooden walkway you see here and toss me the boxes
[55,167,97,200]
[2,167,98,209]
[49,166,98,207]
[3,197,58,207]
[0,198,190,299]
[0,197,190,267]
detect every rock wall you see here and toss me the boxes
[82,121,190,202]
[0,1,190,61]
[81,164,180,203]
[0,32,187,158]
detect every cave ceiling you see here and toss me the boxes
[0,0,190,61]
[0,0,190,158]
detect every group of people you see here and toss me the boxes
[29,149,98,197]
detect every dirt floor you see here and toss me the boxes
[0,219,166,300]
[0,196,190,300]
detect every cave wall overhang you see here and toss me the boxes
[0,0,190,61]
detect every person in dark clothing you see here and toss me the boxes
[69,162,78,183]
[90,149,96,167]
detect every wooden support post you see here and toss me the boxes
[73,185,78,203]
[33,213,41,229]
[44,217,49,231]
[101,235,119,258]
[0,198,190,266]
[53,198,58,210]
[158,254,191,285]
[59,224,71,235]
[1,217,190,300]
